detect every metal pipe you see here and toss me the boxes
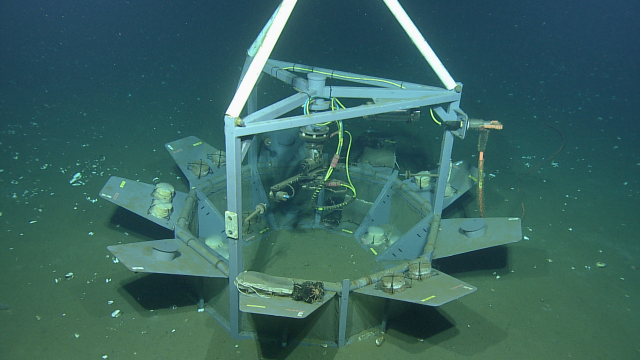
[348,261,412,291]
[188,237,230,276]
[391,177,433,214]
[176,188,198,229]
[174,189,230,276]
[421,214,441,262]
[175,227,229,276]
[244,203,266,224]
[383,0,457,91]
[226,0,298,118]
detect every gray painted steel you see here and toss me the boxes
[435,218,523,259]
[353,270,477,307]
[107,239,226,278]
[100,38,520,348]
[238,290,337,319]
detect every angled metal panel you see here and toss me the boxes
[354,170,397,242]
[433,217,522,259]
[107,239,226,278]
[353,270,476,307]
[238,291,336,319]
[165,136,225,188]
[99,176,187,231]
[376,214,432,261]
[195,188,226,239]
[443,160,478,209]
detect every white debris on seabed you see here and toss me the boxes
[6,151,115,210]
[69,172,83,185]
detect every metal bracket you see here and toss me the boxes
[225,211,239,239]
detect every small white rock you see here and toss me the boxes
[111,309,122,318]
[69,172,82,184]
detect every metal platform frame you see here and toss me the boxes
[99,0,522,348]
[222,0,517,344]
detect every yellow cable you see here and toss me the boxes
[305,99,357,203]
[321,120,341,182]
[344,130,356,198]
[429,108,442,125]
[314,129,357,211]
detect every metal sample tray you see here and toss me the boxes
[434,217,523,259]
[353,271,476,306]
[99,176,187,231]
[239,290,336,319]
[108,239,227,278]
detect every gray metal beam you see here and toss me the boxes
[320,86,458,100]
[337,279,351,347]
[242,92,310,126]
[433,131,455,216]
[234,95,457,137]
[267,59,442,90]
[224,114,244,338]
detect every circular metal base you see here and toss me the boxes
[460,219,487,238]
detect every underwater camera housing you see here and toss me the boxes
[98,0,522,349]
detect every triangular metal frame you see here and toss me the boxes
[225,0,460,123]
